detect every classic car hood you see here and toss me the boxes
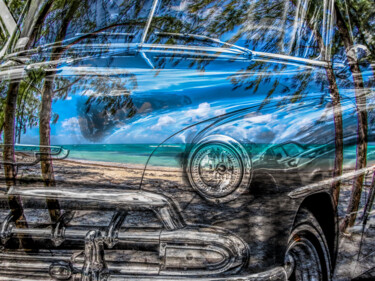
[0,48,345,189]
[48,51,327,142]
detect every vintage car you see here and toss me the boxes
[0,0,374,280]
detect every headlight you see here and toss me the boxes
[187,135,252,203]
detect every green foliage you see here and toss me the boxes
[346,0,374,59]
[14,68,45,143]
[0,28,6,50]
[4,0,27,21]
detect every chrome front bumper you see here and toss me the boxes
[0,187,285,281]
[106,267,287,280]
[0,266,287,281]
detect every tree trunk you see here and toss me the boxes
[340,62,368,232]
[305,1,344,209]
[37,0,80,223]
[3,82,33,250]
[334,4,368,232]
[3,82,19,182]
[326,67,344,208]
[39,79,61,223]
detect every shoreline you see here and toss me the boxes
[58,158,182,172]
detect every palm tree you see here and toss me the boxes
[36,0,81,222]
[334,1,370,232]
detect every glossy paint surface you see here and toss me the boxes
[0,0,374,280]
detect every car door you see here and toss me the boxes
[331,0,375,279]
[348,48,375,280]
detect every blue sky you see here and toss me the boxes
[17,51,365,146]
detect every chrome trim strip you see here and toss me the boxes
[108,267,287,281]
[288,166,375,199]
[0,264,286,281]
[252,51,329,68]
[159,227,249,276]
[105,211,127,249]
[140,0,159,46]
[4,187,184,230]
[0,144,70,167]
[82,230,108,281]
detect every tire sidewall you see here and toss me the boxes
[286,208,332,281]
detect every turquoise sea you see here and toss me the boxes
[63,144,184,167]
[62,143,375,168]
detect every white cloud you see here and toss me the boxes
[61,117,80,131]
[244,113,273,123]
[214,109,226,116]
[151,115,175,131]
[297,117,313,128]
[185,102,211,122]
[50,133,86,145]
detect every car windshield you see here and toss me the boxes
[147,0,325,59]
[29,0,155,48]
[26,0,325,60]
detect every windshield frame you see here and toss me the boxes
[0,0,17,56]
[6,0,335,63]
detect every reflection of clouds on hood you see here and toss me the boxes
[23,95,345,146]
[104,99,330,145]
[209,101,338,145]
[185,102,211,122]
[151,115,175,131]
[297,117,313,128]
[217,122,276,143]
[184,102,226,122]
[277,117,313,142]
[244,112,273,123]
[214,108,226,116]
[104,102,228,143]
[67,95,344,145]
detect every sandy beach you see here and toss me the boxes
[1,158,184,191]
[1,157,375,279]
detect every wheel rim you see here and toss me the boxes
[285,236,323,281]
